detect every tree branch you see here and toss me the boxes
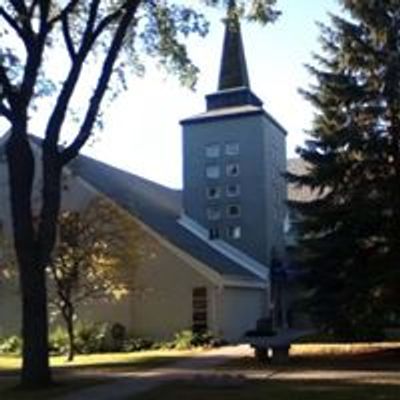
[62,0,141,164]
[38,0,51,34]
[0,63,17,110]
[91,8,124,42]
[0,6,26,41]
[48,0,80,25]
[27,0,39,20]
[9,0,28,17]
[61,13,76,61]
[44,0,102,148]
[9,0,34,43]
[0,102,13,121]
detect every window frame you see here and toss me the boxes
[206,186,221,199]
[206,206,221,221]
[226,163,240,177]
[227,225,242,240]
[205,143,221,158]
[206,164,221,179]
[225,142,240,156]
[226,184,241,197]
[227,204,241,218]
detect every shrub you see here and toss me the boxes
[173,330,193,350]
[123,337,154,352]
[74,322,109,354]
[0,335,22,354]
[49,326,69,355]
[173,330,218,350]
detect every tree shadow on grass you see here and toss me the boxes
[134,377,400,400]
[223,347,400,373]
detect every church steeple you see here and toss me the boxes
[206,1,263,111]
[218,0,250,90]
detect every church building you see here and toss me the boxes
[0,10,287,341]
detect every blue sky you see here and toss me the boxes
[87,0,341,188]
[1,0,342,188]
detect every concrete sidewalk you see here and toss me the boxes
[60,345,253,400]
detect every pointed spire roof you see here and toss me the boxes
[218,0,250,90]
[203,0,263,111]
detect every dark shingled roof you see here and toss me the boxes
[218,10,249,91]
[69,154,264,284]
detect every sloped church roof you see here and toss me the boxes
[70,155,264,283]
[0,4,284,285]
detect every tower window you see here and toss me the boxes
[207,207,221,221]
[206,186,221,199]
[225,142,240,156]
[205,144,220,158]
[227,204,241,217]
[226,163,240,177]
[227,226,241,239]
[226,184,240,197]
[206,165,220,179]
[209,227,220,240]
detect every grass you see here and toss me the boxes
[1,344,400,400]
[0,349,194,373]
[134,343,400,400]
[0,376,106,400]
[0,349,195,400]
[133,379,400,400]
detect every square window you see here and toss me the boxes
[227,226,241,239]
[225,142,239,156]
[209,227,220,240]
[207,186,221,199]
[226,163,240,177]
[207,207,221,221]
[226,184,240,197]
[206,165,220,179]
[227,204,241,217]
[205,144,220,158]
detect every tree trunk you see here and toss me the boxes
[20,258,51,386]
[6,133,52,387]
[62,303,76,362]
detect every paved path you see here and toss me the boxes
[60,345,253,400]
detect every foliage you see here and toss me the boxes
[173,330,217,350]
[73,323,110,354]
[49,196,153,361]
[288,0,400,340]
[0,0,279,386]
[123,337,155,352]
[0,335,22,354]
[50,323,115,355]
[49,326,70,356]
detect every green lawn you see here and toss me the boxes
[1,344,400,400]
[0,349,194,372]
[135,343,400,400]
[0,376,106,400]
[0,349,194,400]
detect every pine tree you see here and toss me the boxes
[289,0,400,340]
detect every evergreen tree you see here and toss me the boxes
[289,0,400,340]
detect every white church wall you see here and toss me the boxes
[219,286,265,341]
[127,243,217,340]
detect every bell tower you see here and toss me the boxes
[181,2,287,267]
